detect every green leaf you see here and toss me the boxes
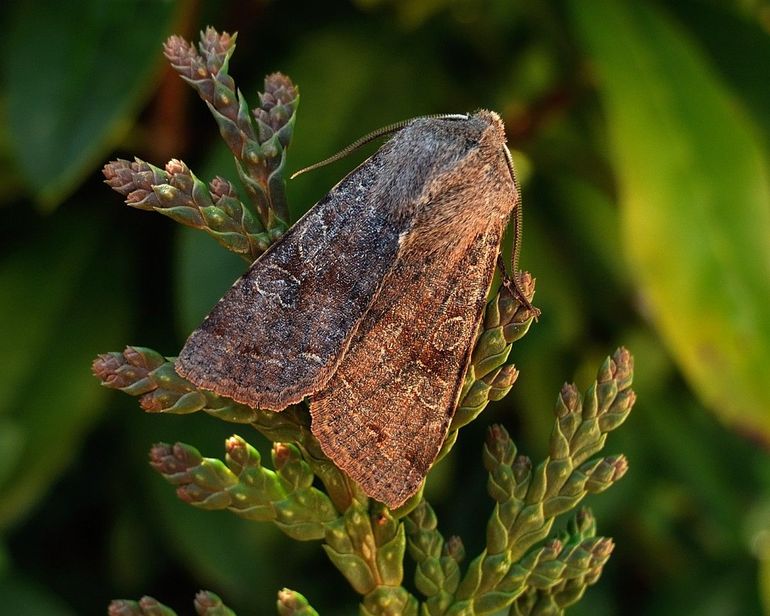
[568,0,770,438]
[0,212,130,528]
[175,226,247,338]
[0,574,76,615]
[665,0,770,150]
[2,0,176,209]
[174,142,250,338]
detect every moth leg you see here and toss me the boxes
[496,254,540,319]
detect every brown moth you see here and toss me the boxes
[176,110,531,508]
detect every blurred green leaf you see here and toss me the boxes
[175,226,245,338]
[0,221,92,406]
[0,213,130,528]
[2,0,175,210]
[0,574,75,615]
[353,0,452,27]
[569,0,770,439]
[666,0,770,149]
[759,544,770,615]
[548,176,627,293]
[0,419,24,489]
[0,99,26,206]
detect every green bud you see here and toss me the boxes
[599,389,636,433]
[108,596,177,616]
[225,435,261,474]
[276,588,319,616]
[177,484,231,509]
[584,456,628,493]
[483,293,504,329]
[569,422,605,464]
[444,535,466,564]
[525,464,548,505]
[566,507,596,541]
[375,522,406,586]
[414,559,442,596]
[454,554,484,600]
[108,600,144,616]
[273,443,309,487]
[472,331,512,378]
[557,383,581,417]
[612,347,634,390]
[581,384,599,419]
[502,317,534,344]
[489,364,519,400]
[484,424,516,468]
[495,287,521,326]
[149,442,200,477]
[512,455,533,489]
[194,590,236,616]
[160,205,206,227]
[596,356,614,385]
[274,488,337,540]
[553,581,588,609]
[596,377,619,414]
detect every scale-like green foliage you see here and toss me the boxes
[93,29,635,614]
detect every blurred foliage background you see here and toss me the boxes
[1,0,770,614]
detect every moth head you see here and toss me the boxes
[471,109,507,149]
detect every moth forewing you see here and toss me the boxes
[309,115,517,507]
[176,145,410,410]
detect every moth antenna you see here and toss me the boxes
[290,113,470,179]
[502,145,540,319]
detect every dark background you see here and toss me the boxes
[2,0,770,614]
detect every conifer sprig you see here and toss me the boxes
[96,27,633,615]
[149,438,337,540]
[103,159,271,261]
[324,504,419,615]
[164,28,297,228]
[91,347,361,513]
[441,348,633,615]
[104,28,298,258]
[149,439,418,613]
[510,509,611,615]
[92,346,263,421]
[451,273,537,433]
[96,346,631,615]
[405,499,464,615]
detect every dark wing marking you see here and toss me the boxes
[309,224,504,508]
[176,152,408,410]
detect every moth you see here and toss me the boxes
[176,110,534,508]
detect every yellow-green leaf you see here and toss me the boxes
[569,1,770,439]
